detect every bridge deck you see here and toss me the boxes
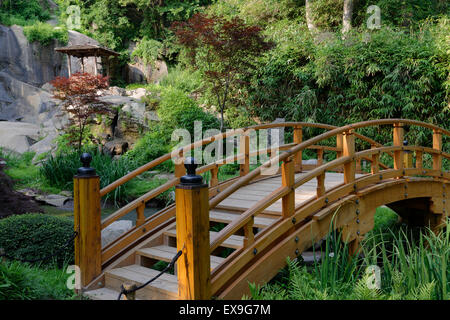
[217,172,362,214]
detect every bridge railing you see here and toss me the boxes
[209,120,449,295]
[73,118,447,290]
[97,122,390,269]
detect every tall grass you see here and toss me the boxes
[40,149,137,204]
[0,260,77,300]
[247,214,450,300]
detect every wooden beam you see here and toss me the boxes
[239,131,250,176]
[281,159,295,219]
[176,182,211,300]
[293,126,303,172]
[433,130,442,171]
[393,123,404,171]
[67,55,72,77]
[343,130,355,184]
[73,174,101,289]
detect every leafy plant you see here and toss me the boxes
[23,23,68,46]
[51,73,111,152]
[0,214,74,268]
[172,12,273,131]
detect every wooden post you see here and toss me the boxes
[136,204,145,227]
[122,284,137,300]
[317,149,324,167]
[174,150,186,178]
[210,166,219,188]
[240,130,250,176]
[293,126,303,172]
[416,150,423,170]
[403,140,413,169]
[94,55,98,76]
[343,130,355,184]
[243,217,255,247]
[393,123,404,171]
[281,158,295,219]
[371,145,379,174]
[433,130,442,171]
[67,54,72,77]
[81,57,85,73]
[316,173,325,199]
[336,133,343,172]
[176,158,211,300]
[73,153,101,289]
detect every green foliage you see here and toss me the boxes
[0,261,76,300]
[247,17,449,146]
[124,124,173,171]
[0,0,51,26]
[0,214,74,268]
[157,86,220,136]
[132,37,164,65]
[159,66,203,94]
[248,211,450,300]
[23,23,68,46]
[40,148,137,203]
[0,148,61,194]
[125,177,174,206]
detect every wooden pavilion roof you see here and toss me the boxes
[54,44,120,58]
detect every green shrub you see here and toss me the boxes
[132,37,164,65]
[23,22,68,46]
[0,214,74,267]
[159,66,203,94]
[0,0,51,26]
[158,86,220,136]
[124,125,173,171]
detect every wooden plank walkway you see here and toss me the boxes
[216,172,363,214]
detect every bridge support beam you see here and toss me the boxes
[294,126,303,172]
[393,123,404,172]
[73,153,102,290]
[343,130,355,185]
[175,158,211,300]
[433,130,442,172]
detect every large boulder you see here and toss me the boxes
[0,122,41,153]
[101,220,133,247]
[0,25,66,87]
[0,72,60,123]
[124,58,168,84]
[0,25,100,126]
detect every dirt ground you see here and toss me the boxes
[0,168,43,218]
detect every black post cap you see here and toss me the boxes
[77,153,96,176]
[180,157,203,185]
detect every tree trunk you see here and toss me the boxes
[220,107,224,133]
[305,0,319,33]
[342,0,354,34]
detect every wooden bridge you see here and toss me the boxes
[73,119,449,300]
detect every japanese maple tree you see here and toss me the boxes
[171,13,273,131]
[51,72,110,152]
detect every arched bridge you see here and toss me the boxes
[74,119,449,300]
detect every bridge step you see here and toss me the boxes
[209,209,275,228]
[137,245,225,270]
[105,264,178,300]
[164,228,244,249]
[83,287,129,300]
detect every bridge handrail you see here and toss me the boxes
[209,120,449,253]
[99,122,389,197]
